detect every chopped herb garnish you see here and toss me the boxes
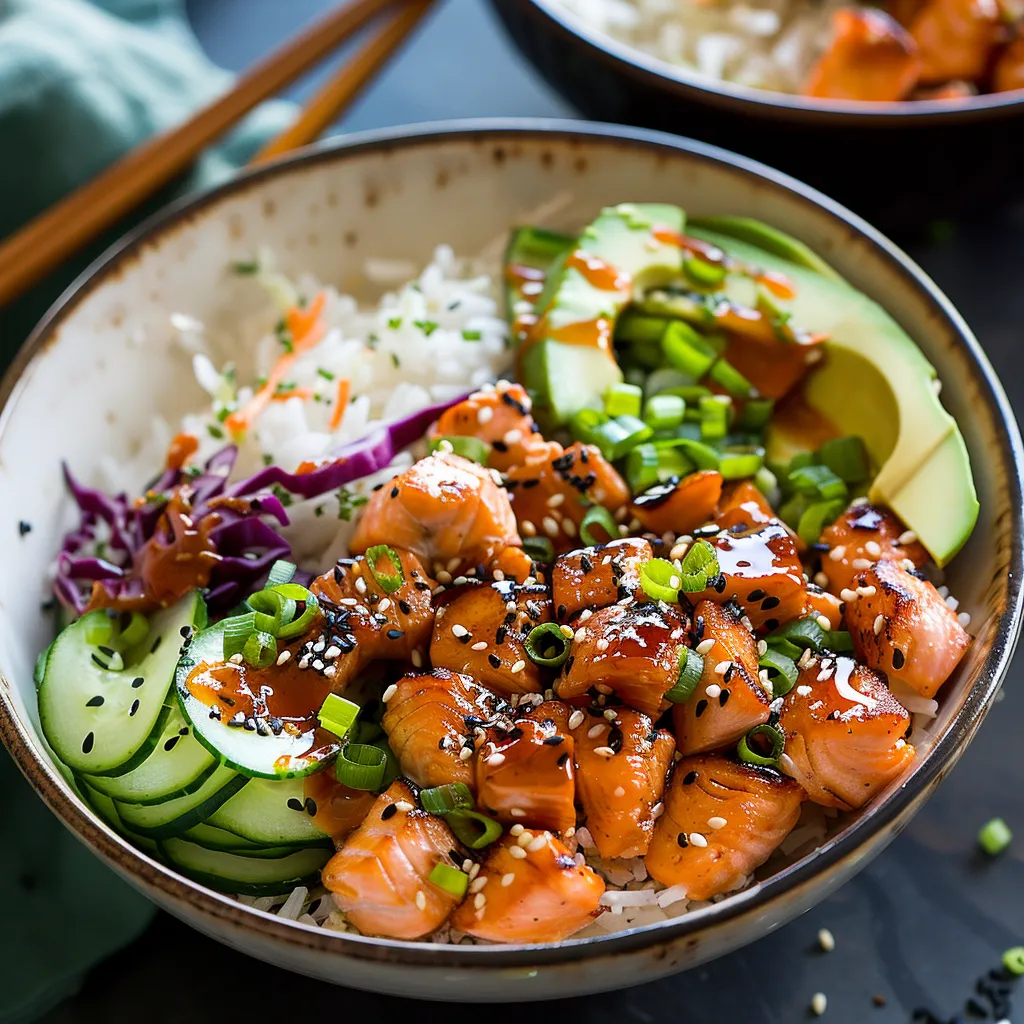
[215,405,232,423]
[462,329,482,341]
[386,317,402,330]
[274,380,298,396]
[184,465,202,479]
[271,484,294,508]
[231,259,260,275]
[337,487,368,521]
[390,353,400,369]
[317,368,335,381]
[255,375,268,389]
[314,505,325,518]
[414,320,439,337]
[275,320,294,353]
[262,453,274,467]
[207,424,225,440]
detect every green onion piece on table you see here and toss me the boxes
[640,558,683,603]
[429,435,490,465]
[1003,947,1024,976]
[604,382,643,418]
[525,622,572,667]
[677,540,720,593]
[737,723,785,767]
[429,862,470,898]
[445,809,503,849]
[420,783,474,815]
[522,536,555,563]
[336,743,388,791]
[643,393,685,430]
[662,321,718,378]
[979,817,1013,856]
[759,648,799,697]
[266,559,298,587]
[579,505,618,547]
[318,694,361,740]
[365,544,405,594]
[665,647,704,703]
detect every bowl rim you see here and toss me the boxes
[504,0,1024,124]
[1,117,1022,969]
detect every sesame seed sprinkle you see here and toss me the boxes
[451,624,469,638]
[811,992,827,1016]
[829,546,846,561]
[527,834,547,852]
[696,638,716,656]
[689,832,708,848]
[459,746,474,761]
[486,753,506,766]
[568,710,585,729]
[873,614,886,635]
[395,801,414,812]
[705,683,722,699]
[501,872,515,887]
[594,746,616,758]
[816,615,832,630]
[477,406,493,424]
[510,660,526,674]
[814,571,830,588]
[588,724,607,739]
[510,824,525,836]
[707,816,727,830]
[382,684,398,703]
[898,530,917,545]
[510,807,526,818]
[508,845,527,859]
[839,588,859,602]
[276,650,292,666]
[714,660,731,676]
[520,520,537,537]
[415,891,427,911]
[471,640,488,651]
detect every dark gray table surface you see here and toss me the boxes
[43,2,1024,1021]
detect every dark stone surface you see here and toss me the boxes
[43,2,1024,1020]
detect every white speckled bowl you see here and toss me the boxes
[0,121,1021,1001]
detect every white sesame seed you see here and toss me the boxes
[851,558,872,571]
[573,627,588,643]
[276,650,292,666]
[756,640,768,656]
[516,831,534,848]
[510,807,527,818]
[527,834,547,852]
[520,520,537,537]
[563,519,577,538]
[501,872,515,887]
[415,890,427,911]
[839,588,859,602]
[818,927,835,952]
[547,492,565,508]
[817,666,834,682]
[355,576,368,595]
[898,530,918,545]
[857,585,877,597]
[565,827,576,838]
[469,875,489,894]
[811,992,827,1016]
[451,624,469,638]
[604,708,618,721]
[492,569,505,582]
[816,615,832,630]
[381,683,398,703]
[312,659,325,672]
[395,801,414,812]
[652,802,665,818]
[796,685,813,696]
[714,660,731,676]
[689,832,708,848]
[462,858,474,872]
[568,710,585,730]
[505,601,517,614]
[945,595,959,611]
[471,640,488,651]
[477,406,493,424]
[707,816,727,830]
[510,823,525,836]
[696,638,716,656]
[509,845,527,859]
[435,571,452,585]
[503,428,523,447]
[510,660,526,674]
[669,542,690,562]
[594,746,616,758]
[851,496,869,507]
[340,598,357,606]
[705,683,722,699]
[323,645,341,660]
[459,746,474,761]
[595,683,613,694]
[874,614,886,635]
[958,611,972,628]
[895,738,907,749]
[486,753,506,766]
[588,724,606,739]
[229,653,244,665]
[865,540,882,557]
[596,638,610,653]
[829,546,846,562]
[410,648,423,668]
[542,517,560,538]
[377,598,391,613]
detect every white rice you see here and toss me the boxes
[550,0,846,94]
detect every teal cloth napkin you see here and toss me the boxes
[0,1,295,1020]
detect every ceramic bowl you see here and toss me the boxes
[0,120,1021,1001]
[489,0,1024,231]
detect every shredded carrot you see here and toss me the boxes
[271,386,314,403]
[225,292,327,437]
[329,378,351,432]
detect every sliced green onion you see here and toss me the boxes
[659,436,720,471]
[569,407,609,445]
[756,285,794,341]
[770,617,828,653]
[429,861,469,898]
[759,649,799,698]
[604,382,643,418]
[525,622,572,667]
[616,312,670,347]
[736,398,775,432]
[420,783,474,815]
[825,630,854,653]
[754,465,779,504]
[640,558,682,603]
[222,612,258,660]
[658,384,712,404]
[266,559,297,587]
[273,587,320,640]
[446,809,504,849]
[719,445,765,481]
[115,612,149,649]
[429,435,490,465]
[978,818,1013,856]
[365,544,405,594]
[766,636,804,663]
[522,536,555,563]
[816,436,870,483]
[591,414,654,461]
[247,588,295,636]
[778,492,811,532]
[626,443,691,494]
[665,647,704,703]
[83,611,116,648]
[708,358,753,398]
[737,723,785,767]
[684,255,727,289]
[788,464,848,501]
[1003,947,1024,976]
[662,321,718,378]
[797,499,845,546]
[318,694,361,739]
[699,395,731,441]
[643,394,685,430]
[336,743,388,791]
[242,630,277,670]
[677,539,720,593]
[579,505,618,547]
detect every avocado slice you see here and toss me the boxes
[689,215,843,282]
[688,227,978,566]
[524,203,686,425]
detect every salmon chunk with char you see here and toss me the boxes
[381,669,511,790]
[674,600,770,756]
[779,657,915,810]
[556,600,690,717]
[630,470,723,538]
[476,700,576,835]
[322,780,463,940]
[645,755,804,901]
[450,830,604,943]
[572,707,675,859]
[431,579,551,696]
[551,538,652,623]
[350,452,520,574]
[843,559,970,700]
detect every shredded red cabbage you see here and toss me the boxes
[54,394,469,616]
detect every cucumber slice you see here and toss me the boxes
[520,339,623,426]
[39,592,207,775]
[83,701,218,805]
[159,838,331,897]
[183,822,281,854]
[503,226,574,324]
[116,765,246,840]
[175,622,339,781]
[79,780,162,856]
[207,776,330,848]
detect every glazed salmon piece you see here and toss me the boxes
[818,503,927,597]
[431,580,551,695]
[430,381,545,472]
[323,780,463,940]
[450,830,605,943]
[718,480,774,523]
[674,601,769,756]
[645,755,804,901]
[631,470,723,538]
[572,707,675,859]
[994,36,1024,92]
[843,560,970,699]
[556,601,690,717]
[803,8,922,101]
[802,585,844,631]
[381,669,512,789]
[476,701,576,834]
[780,657,915,809]
[551,538,652,623]
[910,0,1000,84]
[695,519,807,630]
[723,330,824,400]
[304,769,376,841]
[487,546,537,583]
[349,452,521,574]
[505,441,630,555]
[308,550,436,687]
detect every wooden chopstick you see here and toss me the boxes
[251,0,434,165]
[0,0,406,309]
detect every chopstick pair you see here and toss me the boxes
[0,0,434,309]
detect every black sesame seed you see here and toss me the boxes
[491,439,509,453]
[713,574,727,594]
[760,595,781,610]
[892,648,905,669]
[677,832,689,848]
[129,699,140,717]
[305,798,318,816]
[164,736,180,752]
[543,735,565,746]
[381,803,398,820]
[86,695,104,707]
[764,618,779,631]
[608,727,623,753]
[97,645,116,658]
[521,478,540,489]
[131,676,144,688]
[243,717,257,731]
[747,589,766,602]
[18,520,32,536]
[398,599,411,615]
[488,654,501,669]
[81,732,95,754]
[287,798,304,812]
[150,635,162,654]
[218,695,236,706]
[386,629,404,640]
[580,554,593,573]
[556,604,567,623]
[209,706,222,720]
[683,770,698,785]
[90,654,109,670]
[390,486,400,498]
[557,752,569,767]
[724,664,734,683]
[695,699,708,718]
[228,712,245,727]
[179,626,192,639]
[495,625,507,644]
[719,689,731,707]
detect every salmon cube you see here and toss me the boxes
[551,538,652,623]
[631,470,723,537]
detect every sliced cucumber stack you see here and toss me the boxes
[39,592,206,775]
[206,777,330,848]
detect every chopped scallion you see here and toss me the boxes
[429,861,469,898]
[335,743,388,791]
[525,622,572,667]
[446,809,504,849]
[683,255,727,289]
[759,648,799,697]
[719,445,765,481]
[604,383,643,418]
[699,395,731,441]
[737,723,785,767]
[979,817,1013,856]
[640,558,682,603]
[522,536,555,563]
[420,783,474,815]
[788,463,848,501]
[428,435,490,465]
[318,694,361,740]
[579,505,618,547]
[677,539,720,593]
[662,321,718,378]
[643,393,685,430]
[266,559,297,587]
[365,545,404,594]
[664,647,704,703]
[708,358,754,398]
[816,436,870,483]
[797,499,846,546]
[591,414,654,461]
